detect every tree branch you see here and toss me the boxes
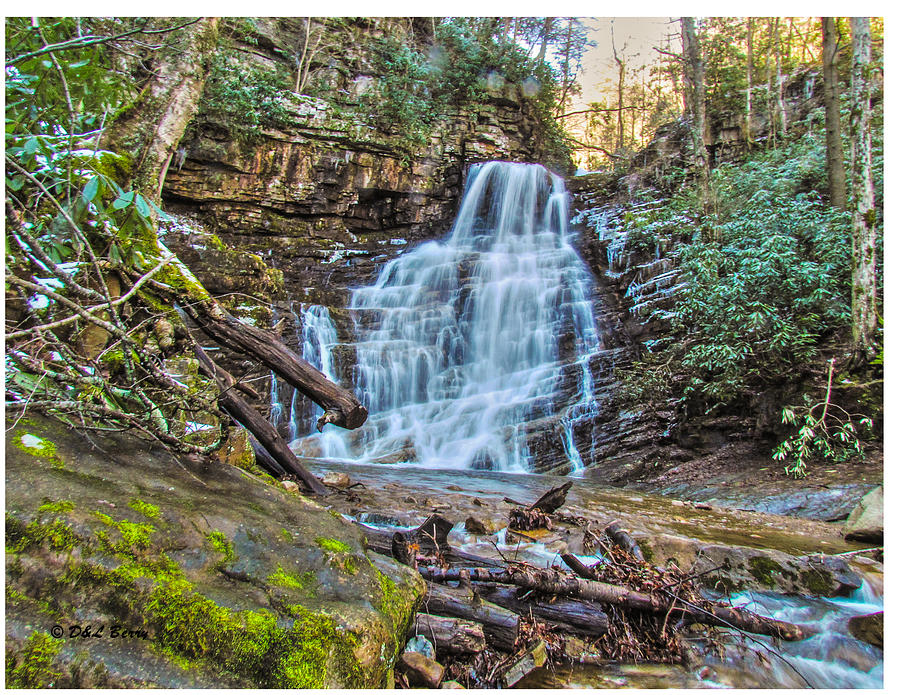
[8,18,201,65]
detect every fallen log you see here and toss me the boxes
[193,345,327,495]
[560,553,601,580]
[408,614,487,655]
[423,582,520,652]
[418,566,812,641]
[479,585,609,637]
[358,524,506,568]
[248,436,288,478]
[183,301,367,431]
[604,520,645,562]
[528,481,574,514]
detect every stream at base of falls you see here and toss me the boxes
[303,459,883,689]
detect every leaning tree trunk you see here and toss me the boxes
[822,17,849,210]
[849,17,878,364]
[101,17,219,204]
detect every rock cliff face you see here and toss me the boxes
[162,18,556,313]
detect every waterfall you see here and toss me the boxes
[289,161,599,472]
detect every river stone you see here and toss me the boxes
[465,516,505,535]
[644,533,861,596]
[5,415,424,688]
[843,486,883,543]
[848,612,883,649]
[399,650,445,688]
[322,472,352,489]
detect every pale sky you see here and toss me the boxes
[576,17,677,109]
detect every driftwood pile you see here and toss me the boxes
[357,483,812,688]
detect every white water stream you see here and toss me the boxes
[288,162,602,472]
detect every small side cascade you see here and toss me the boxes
[271,303,350,456]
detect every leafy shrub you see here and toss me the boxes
[620,127,870,412]
[674,187,851,404]
[773,360,874,477]
[198,52,295,143]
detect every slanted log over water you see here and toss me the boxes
[418,566,811,641]
[185,301,367,431]
[193,345,328,495]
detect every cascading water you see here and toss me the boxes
[297,162,602,472]
[272,303,342,442]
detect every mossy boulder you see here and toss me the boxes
[641,533,861,597]
[6,415,424,688]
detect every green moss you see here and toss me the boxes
[315,537,352,554]
[37,499,75,515]
[375,568,407,630]
[128,498,160,519]
[5,632,62,688]
[268,567,318,598]
[92,511,155,552]
[314,537,361,575]
[748,556,782,588]
[206,530,235,569]
[6,512,83,554]
[277,604,363,687]
[799,569,834,595]
[6,585,60,619]
[279,528,293,543]
[12,432,65,469]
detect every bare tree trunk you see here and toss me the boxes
[763,18,780,147]
[611,21,626,152]
[774,18,787,139]
[555,19,579,117]
[101,18,219,204]
[822,17,849,210]
[536,17,553,64]
[745,18,755,147]
[680,17,710,214]
[849,17,878,363]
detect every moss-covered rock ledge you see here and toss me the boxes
[5,415,424,688]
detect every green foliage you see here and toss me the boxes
[197,51,294,143]
[362,33,434,157]
[361,19,572,166]
[6,18,229,459]
[773,361,874,477]
[622,127,878,413]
